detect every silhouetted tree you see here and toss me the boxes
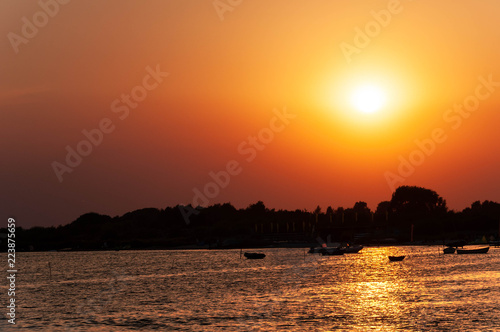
[391,186,447,217]
[326,206,334,215]
[352,201,371,224]
[375,201,391,224]
[335,207,345,225]
[9,193,500,251]
[376,201,391,215]
[353,201,367,211]
[246,201,267,215]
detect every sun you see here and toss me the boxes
[350,85,387,114]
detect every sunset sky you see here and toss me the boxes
[2,0,500,227]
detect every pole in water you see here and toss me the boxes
[48,262,52,279]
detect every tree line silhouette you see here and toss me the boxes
[3,186,500,251]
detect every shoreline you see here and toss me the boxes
[8,241,498,253]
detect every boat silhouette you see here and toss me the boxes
[244,252,266,259]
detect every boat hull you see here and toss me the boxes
[388,256,405,261]
[344,245,363,253]
[308,244,341,254]
[244,252,266,259]
[320,248,345,256]
[456,247,489,254]
[443,247,455,254]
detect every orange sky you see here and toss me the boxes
[1,0,500,227]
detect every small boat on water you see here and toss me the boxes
[244,252,266,259]
[343,245,363,254]
[309,247,329,254]
[320,247,345,256]
[456,247,489,255]
[388,255,405,262]
[310,243,362,254]
[308,243,341,254]
[443,247,455,254]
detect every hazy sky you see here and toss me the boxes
[2,0,500,227]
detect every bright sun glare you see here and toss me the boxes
[350,85,387,114]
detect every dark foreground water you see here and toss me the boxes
[1,246,499,331]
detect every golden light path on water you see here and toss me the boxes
[7,246,500,331]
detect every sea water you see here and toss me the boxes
[1,246,499,331]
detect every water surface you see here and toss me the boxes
[2,246,499,331]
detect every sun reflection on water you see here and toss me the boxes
[299,247,416,330]
[11,247,500,331]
